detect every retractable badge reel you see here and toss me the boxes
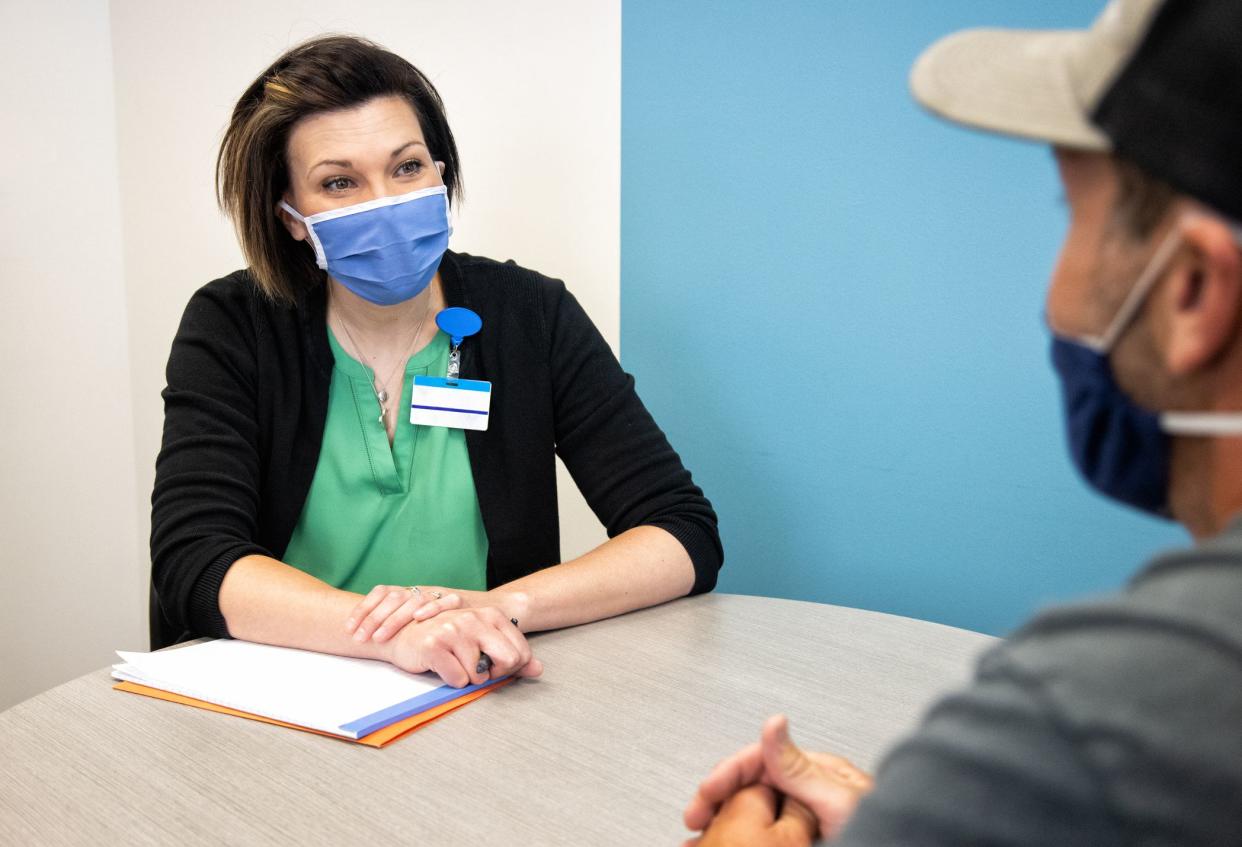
[410,307,491,431]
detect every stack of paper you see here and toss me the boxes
[113,639,507,746]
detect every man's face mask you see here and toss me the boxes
[1050,219,1242,517]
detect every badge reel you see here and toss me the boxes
[410,307,491,431]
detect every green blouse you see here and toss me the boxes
[283,327,488,594]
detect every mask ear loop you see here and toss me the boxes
[279,200,328,270]
[1157,222,1242,436]
[1085,219,1188,354]
[1161,412,1242,435]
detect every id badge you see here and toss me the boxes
[410,376,491,431]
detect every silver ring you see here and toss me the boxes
[408,585,422,597]
[430,590,443,600]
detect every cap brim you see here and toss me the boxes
[911,28,1110,151]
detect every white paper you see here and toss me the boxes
[113,639,448,738]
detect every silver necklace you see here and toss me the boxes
[335,293,433,424]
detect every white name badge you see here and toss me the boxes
[410,376,492,431]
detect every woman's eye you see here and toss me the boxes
[323,176,353,192]
[396,159,423,177]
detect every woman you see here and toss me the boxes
[150,35,721,688]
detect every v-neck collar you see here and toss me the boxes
[326,326,448,495]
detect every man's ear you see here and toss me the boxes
[275,198,308,242]
[1163,216,1242,377]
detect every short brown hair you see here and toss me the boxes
[1112,155,1178,243]
[217,35,463,301]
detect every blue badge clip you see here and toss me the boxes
[436,307,482,347]
[437,307,482,384]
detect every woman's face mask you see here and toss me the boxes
[281,184,451,307]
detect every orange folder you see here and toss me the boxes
[114,677,511,747]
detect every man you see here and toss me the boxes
[683,1,1242,844]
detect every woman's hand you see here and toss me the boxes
[684,715,873,841]
[379,606,543,688]
[346,584,494,643]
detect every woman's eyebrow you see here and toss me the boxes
[389,140,428,159]
[307,158,351,178]
[306,142,427,179]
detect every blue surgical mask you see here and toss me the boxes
[280,185,451,306]
[1051,219,1242,516]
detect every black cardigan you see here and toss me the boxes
[149,251,722,648]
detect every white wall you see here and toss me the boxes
[2,0,618,710]
[0,0,143,710]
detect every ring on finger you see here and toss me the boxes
[408,585,422,597]
[430,590,443,599]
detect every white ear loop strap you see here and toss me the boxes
[279,200,328,269]
[1156,223,1242,436]
[1084,221,1186,354]
[1160,413,1242,435]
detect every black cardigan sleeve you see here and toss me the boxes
[150,278,270,640]
[542,280,723,593]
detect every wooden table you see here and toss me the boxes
[0,594,994,845]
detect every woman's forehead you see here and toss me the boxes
[287,95,424,168]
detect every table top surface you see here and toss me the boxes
[0,593,994,846]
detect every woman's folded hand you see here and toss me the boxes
[378,605,543,688]
[346,583,479,643]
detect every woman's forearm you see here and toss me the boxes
[218,554,391,661]
[490,525,696,632]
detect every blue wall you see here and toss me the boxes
[621,0,1186,636]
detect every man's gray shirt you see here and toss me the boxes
[836,520,1242,846]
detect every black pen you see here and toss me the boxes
[475,618,521,675]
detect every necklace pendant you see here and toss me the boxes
[378,412,385,424]
[377,389,389,403]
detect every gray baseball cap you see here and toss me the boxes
[909,0,1163,151]
[912,0,1242,223]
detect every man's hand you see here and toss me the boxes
[684,785,817,847]
[685,714,873,840]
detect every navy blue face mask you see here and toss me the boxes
[1050,336,1171,515]
[1050,220,1242,517]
